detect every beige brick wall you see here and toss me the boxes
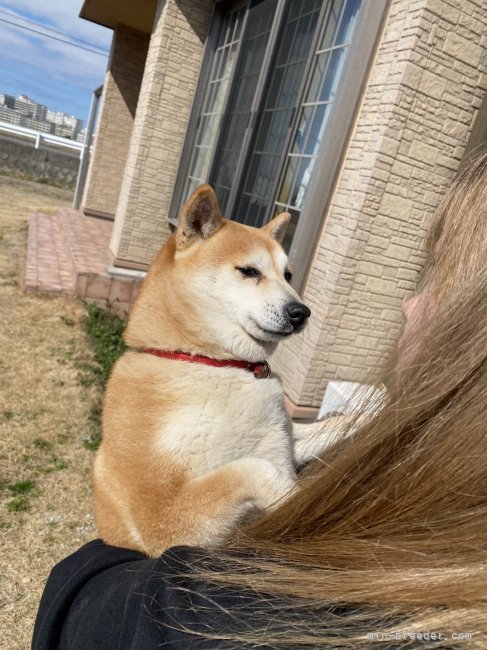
[110,0,214,265]
[82,24,149,217]
[272,0,487,408]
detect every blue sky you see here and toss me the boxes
[0,0,112,122]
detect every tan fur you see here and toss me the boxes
[94,185,328,556]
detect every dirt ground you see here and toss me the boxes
[0,175,101,650]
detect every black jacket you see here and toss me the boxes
[33,539,429,649]
[32,540,282,649]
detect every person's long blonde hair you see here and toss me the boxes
[183,152,487,648]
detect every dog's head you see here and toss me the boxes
[126,185,310,361]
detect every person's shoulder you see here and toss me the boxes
[44,538,148,589]
[33,540,158,650]
[58,537,146,566]
[33,540,257,650]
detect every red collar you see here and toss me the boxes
[143,348,271,379]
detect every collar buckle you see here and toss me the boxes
[252,361,271,379]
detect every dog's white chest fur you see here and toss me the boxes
[155,365,295,478]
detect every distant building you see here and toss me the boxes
[0,105,23,126]
[47,110,84,135]
[24,117,53,134]
[0,93,82,139]
[14,95,37,117]
[0,94,15,110]
[53,123,77,139]
[46,110,65,125]
[35,104,48,121]
[64,115,83,132]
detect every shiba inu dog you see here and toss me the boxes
[94,185,334,557]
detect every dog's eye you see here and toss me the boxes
[284,270,293,282]
[236,266,262,279]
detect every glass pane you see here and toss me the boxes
[306,52,329,103]
[196,114,209,147]
[267,110,290,154]
[178,4,246,211]
[183,177,200,202]
[203,83,216,114]
[291,157,315,209]
[217,186,230,214]
[189,146,210,180]
[282,208,300,253]
[292,105,313,154]
[241,196,267,227]
[336,0,362,45]
[234,74,257,112]
[266,67,285,109]
[218,149,238,187]
[278,62,304,107]
[277,156,299,205]
[302,0,317,14]
[258,154,278,197]
[218,47,230,81]
[235,193,250,223]
[271,0,362,250]
[289,13,312,61]
[210,0,278,214]
[304,104,331,156]
[254,111,272,151]
[211,48,223,82]
[276,18,297,66]
[319,47,348,103]
[318,0,343,51]
[288,1,301,20]
[242,31,267,75]
[233,0,321,223]
[244,152,262,193]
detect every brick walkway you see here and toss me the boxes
[25,209,143,315]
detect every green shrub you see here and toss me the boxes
[81,303,127,450]
[83,303,127,386]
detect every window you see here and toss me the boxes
[182,4,246,203]
[273,0,362,250]
[171,0,387,285]
[210,0,279,213]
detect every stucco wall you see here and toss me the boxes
[110,0,214,266]
[271,0,487,407]
[82,24,149,218]
[95,0,487,409]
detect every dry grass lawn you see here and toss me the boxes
[0,175,102,650]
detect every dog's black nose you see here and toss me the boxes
[285,302,311,330]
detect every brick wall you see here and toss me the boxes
[110,0,214,266]
[82,24,149,218]
[272,0,487,408]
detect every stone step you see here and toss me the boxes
[57,207,112,276]
[25,208,144,316]
[25,212,76,294]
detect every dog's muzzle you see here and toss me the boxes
[285,302,311,332]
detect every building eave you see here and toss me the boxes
[79,0,157,34]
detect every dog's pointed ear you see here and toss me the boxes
[176,184,223,250]
[261,212,291,244]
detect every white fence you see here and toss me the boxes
[0,120,84,155]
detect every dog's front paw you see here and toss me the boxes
[247,458,296,511]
